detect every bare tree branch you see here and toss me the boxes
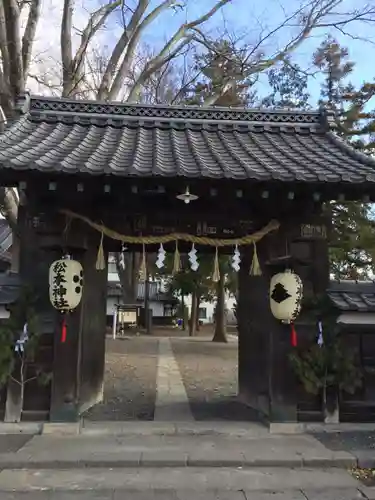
[68,1,122,98]
[97,0,149,99]
[9,375,22,386]
[21,0,41,79]
[108,0,178,100]
[127,0,232,102]
[61,0,73,96]
[3,0,24,99]
[202,0,375,105]
[0,2,11,90]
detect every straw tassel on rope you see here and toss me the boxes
[212,247,220,282]
[249,242,262,276]
[95,231,106,270]
[139,243,147,281]
[173,240,180,275]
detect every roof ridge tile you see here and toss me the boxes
[15,93,323,127]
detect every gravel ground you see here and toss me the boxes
[84,337,159,421]
[171,337,258,421]
[312,431,375,451]
[84,333,257,422]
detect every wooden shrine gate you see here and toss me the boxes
[0,94,374,422]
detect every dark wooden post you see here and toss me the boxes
[50,291,82,422]
[49,224,89,422]
[77,231,108,415]
[5,204,57,422]
[238,239,298,422]
[237,244,269,416]
[312,239,330,294]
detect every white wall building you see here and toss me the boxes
[184,294,237,324]
[106,256,177,323]
[107,254,237,325]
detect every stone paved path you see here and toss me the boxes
[0,487,370,499]
[171,337,258,421]
[84,334,257,422]
[0,467,368,499]
[154,339,193,422]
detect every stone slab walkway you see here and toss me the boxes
[154,339,193,422]
[0,467,364,497]
[0,431,358,469]
[0,426,373,498]
[0,489,371,499]
[171,337,254,421]
[84,335,250,423]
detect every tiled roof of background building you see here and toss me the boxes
[0,271,21,305]
[0,219,12,263]
[328,280,375,312]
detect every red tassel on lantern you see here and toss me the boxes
[291,322,297,347]
[61,316,67,343]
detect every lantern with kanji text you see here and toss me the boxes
[49,256,83,342]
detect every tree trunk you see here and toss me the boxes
[115,252,140,303]
[4,377,22,422]
[132,252,140,300]
[189,290,198,337]
[196,295,201,331]
[144,257,151,334]
[323,385,339,423]
[212,273,227,343]
[181,293,186,330]
[5,358,24,423]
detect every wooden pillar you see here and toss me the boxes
[5,205,56,422]
[238,240,298,422]
[49,223,89,422]
[238,244,269,416]
[77,231,108,415]
[50,294,82,422]
[312,238,330,295]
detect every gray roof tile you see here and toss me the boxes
[0,271,22,304]
[0,219,12,263]
[328,281,375,312]
[1,94,375,182]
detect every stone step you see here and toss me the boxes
[0,489,370,500]
[0,467,362,494]
[0,432,357,470]
[79,421,270,437]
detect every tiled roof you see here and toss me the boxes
[328,280,375,312]
[0,272,22,305]
[1,94,375,182]
[0,219,12,263]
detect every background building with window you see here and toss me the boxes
[106,254,178,326]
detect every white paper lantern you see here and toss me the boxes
[269,269,303,323]
[49,257,83,312]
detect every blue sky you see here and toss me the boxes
[128,0,375,106]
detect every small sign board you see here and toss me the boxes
[118,308,137,325]
[300,224,327,240]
